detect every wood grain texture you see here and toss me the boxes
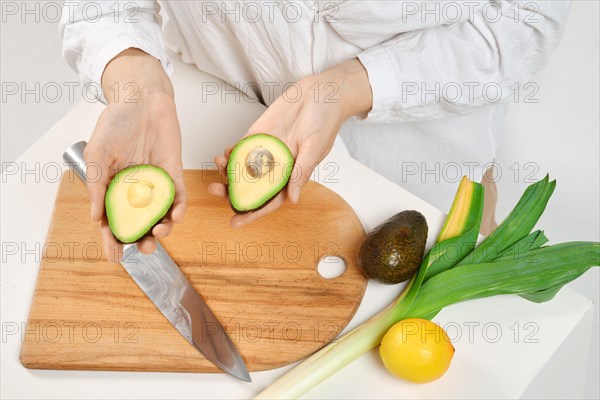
[20,170,367,373]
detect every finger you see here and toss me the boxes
[152,220,173,239]
[170,172,187,224]
[154,146,187,224]
[287,148,321,204]
[100,219,123,263]
[83,146,111,222]
[214,156,228,180]
[208,182,228,197]
[138,236,157,254]
[230,192,286,228]
[224,146,234,158]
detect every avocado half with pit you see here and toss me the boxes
[105,165,175,243]
[227,134,294,213]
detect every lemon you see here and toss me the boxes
[379,318,455,383]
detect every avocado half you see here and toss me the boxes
[105,165,175,243]
[227,133,294,213]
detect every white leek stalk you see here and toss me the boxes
[255,304,396,399]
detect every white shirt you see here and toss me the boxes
[60,1,570,211]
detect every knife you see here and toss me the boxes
[63,141,251,382]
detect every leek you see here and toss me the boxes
[457,175,555,265]
[255,177,599,399]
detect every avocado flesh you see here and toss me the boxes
[227,134,294,213]
[105,165,175,243]
[359,210,428,284]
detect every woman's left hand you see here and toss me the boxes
[208,58,373,227]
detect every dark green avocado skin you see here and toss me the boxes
[358,210,428,284]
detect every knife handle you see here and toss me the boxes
[63,141,88,183]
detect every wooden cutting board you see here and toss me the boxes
[20,170,367,373]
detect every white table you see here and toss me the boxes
[1,54,594,399]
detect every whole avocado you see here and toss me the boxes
[359,210,428,284]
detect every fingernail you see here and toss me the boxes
[292,187,301,204]
[90,203,95,220]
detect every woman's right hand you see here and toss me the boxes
[84,48,186,263]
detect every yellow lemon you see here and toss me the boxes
[380,318,455,383]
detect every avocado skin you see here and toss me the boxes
[358,210,428,284]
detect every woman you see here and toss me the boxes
[60,1,570,262]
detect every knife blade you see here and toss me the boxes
[63,141,250,382]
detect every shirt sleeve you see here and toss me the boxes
[59,0,173,101]
[356,1,571,123]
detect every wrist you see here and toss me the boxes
[101,48,174,104]
[318,58,373,120]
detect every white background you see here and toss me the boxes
[1,1,598,398]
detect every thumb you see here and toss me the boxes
[287,148,321,204]
[83,147,110,222]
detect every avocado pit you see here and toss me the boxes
[245,146,275,179]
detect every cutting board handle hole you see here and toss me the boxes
[317,256,346,279]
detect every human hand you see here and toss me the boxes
[84,49,186,262]
[208,58,372,228]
